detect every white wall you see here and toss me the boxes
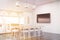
[34,1,60,34]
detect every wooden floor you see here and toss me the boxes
[16,36,46,40]
[0,32,60,40]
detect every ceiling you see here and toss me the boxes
[0,0,58,12]
[18,0,58,6]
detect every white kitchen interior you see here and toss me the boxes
[0,0,60,40]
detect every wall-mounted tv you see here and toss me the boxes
[37,13,50,23]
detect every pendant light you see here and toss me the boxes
[16,0,20,7]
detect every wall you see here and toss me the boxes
[34,1,60,34]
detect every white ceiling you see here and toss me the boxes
[19,0,58,6]
[0,0,58,11]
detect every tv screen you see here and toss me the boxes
[37,13,50,23]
